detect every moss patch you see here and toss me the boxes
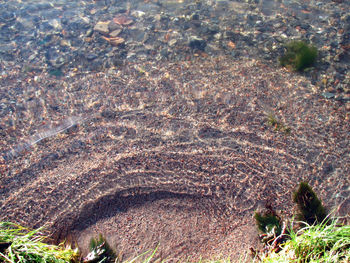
[279,40,317,72]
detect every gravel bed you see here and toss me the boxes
[0,0,349,101]
[0,0,349,260]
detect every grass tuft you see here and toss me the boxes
[0,222,79,263]
[259,219,350,262]
[124,247,158,263]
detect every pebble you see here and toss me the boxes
[108,37,125,47]
[168,39,177,47]
[85,29,93,37]
[214,33,222,40]
[321,92,335,99]
[94,21,110,35]
[131,10,146,18]
[108,21,122,32]
[110,29,122,38]
[86,53,98,60]
[113,14,133,26]
[189,36,206,51]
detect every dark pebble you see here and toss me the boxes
[198,127,224,139]
[101,110,117,120]
[189,37,206,51]
[86,53,98,60]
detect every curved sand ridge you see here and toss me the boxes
[0,56,349,260]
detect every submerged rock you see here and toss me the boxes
[94,21,110,35]
[189,36,206,51]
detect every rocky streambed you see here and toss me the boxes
[0,55,349,260]
[0,0,349,100]
[0,0,349,261]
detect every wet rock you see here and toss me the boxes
[108,37,125,47]
[160,48,169,58]
[128,28,146,42]
[113,14,133,26]
[199,22,220,37]
[108,21,122,32]
[110,29,122,38]
[48,19,62,30]
[168,39,177,47]
[321,92,335,99]
[131,10,146,18]
[86,53,98,61]
[189,36,206,51]
[86,28,93,37]
[94,21,110,35]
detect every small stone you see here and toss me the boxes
[86,29,93,37]
[131,10,145,18]
[327,87,336,93]
[128,28,145,42]
[94,21,110,35]
[214,33,222,40]
[321,92,335,99]
[346,103,350,112]
[168,39,177,47]
[48,19,62,30]
[101,110,117,119]
[189,36,206,51]
[113,14,133,26]
[227,41,236,49]
[336,94,350,102]
[110,29,122,37]
[86,53,98,60]
[60,39,70,47]
[154,14,161,21]
[109,37,125,46]
[108,21,122,32]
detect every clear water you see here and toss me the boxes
[0,0,349,255]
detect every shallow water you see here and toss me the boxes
[0,0,349,261]
[0,0,347,142]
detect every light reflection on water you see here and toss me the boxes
[0,0,347,160]
[0,2,349,259]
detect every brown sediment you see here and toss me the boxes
[0,55,349,261]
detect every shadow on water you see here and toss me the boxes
[52,188,223,241]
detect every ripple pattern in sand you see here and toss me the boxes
[0,56,348,259]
